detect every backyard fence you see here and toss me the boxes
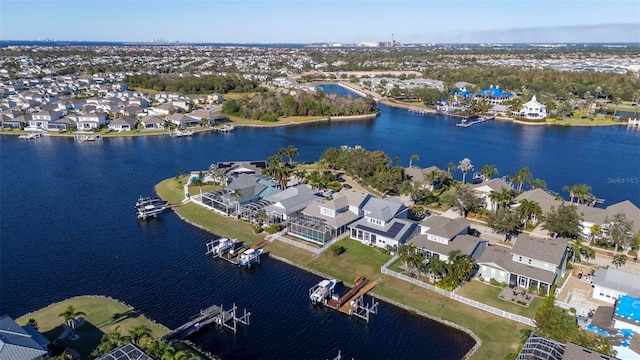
[381,256,536,327]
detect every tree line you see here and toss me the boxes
[221,91,377,122]
[124,74,263,94]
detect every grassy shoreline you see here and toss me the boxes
[156,176,528,360]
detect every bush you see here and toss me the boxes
[264,224,284,234]
[566,263,573,270]
[489,278,507,287]
[628,249,637,257]
[331,244,346,256]
[252,225,263,234]
[539,287,548,296]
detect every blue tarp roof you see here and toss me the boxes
[615,295,640,322]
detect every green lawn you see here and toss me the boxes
[265,238,528,360]
[16,296,167,359]
[457,280,544,319]
[158,177,531,359]
[155,177,263,243]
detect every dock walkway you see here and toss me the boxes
[338,281,377,314]
[162,303,250,343]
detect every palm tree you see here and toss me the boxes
[293,169,308,183]
[612,254,627,268]
[513,167,532,192]
[563,183,592,204]
[489,187,513,210]
[447,162,456,175]
[612,97,621,118]
[197,170,205,194]
[480,164,498,182]
[589,224,602,245]
[128,325,152,346]
[58,305,85,324]
[229,189,242,216]
[516,199,542,225]
[94,326,127,356]
[457,158,474,184]
[408,154,419,168]
[284,145,299,166]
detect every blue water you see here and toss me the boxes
[1,84,639,359]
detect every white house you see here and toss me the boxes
[591,268,640,304]
[470,178,513,211]
[348,196,417,250]
[519,95,547,119]
[76,112,108,130]
[108,116,137,132]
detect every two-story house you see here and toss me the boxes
[348,196,417,250]
[408,215,487,261]
[28,110,63,130]
[477,236,568,293]
[287,190,369,245]
[76,112,108,130]
[471,178,514,211]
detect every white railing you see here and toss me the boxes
[554,300,590,317]
[381,258,536,327]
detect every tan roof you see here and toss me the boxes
[301,199,360,229]
[606,200,640,233]
[514,188,562,213]
[419,215,470,240]
[471,178,513,192]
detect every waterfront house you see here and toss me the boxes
[477,236,568,292]
[470,178,514,211]
[519,95,547,119]
[513,189,562,215]
[591,268,640,304]
[0,315,49,360]
[139,115,165,130]
[404,165,442,191]
[185,109,226,126]
[147,104,175,116]
[166,113,199,128]
[287,190,369,245]
[474,85,514,105]
[27,110,63,130]
[216,161,267,176]
[76,112,107,130]
[197,173,280,216]
[261,184,323,222]
[108,116,138,132]
[348,196,417,249]
[408,216,487,261]
[48,116,77,132]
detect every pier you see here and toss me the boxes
[408,108,431,116]
[321,277,379,322]
[206,238,267,267]
[74,133,103,141]
[216,125,234,133]
[19,132,43,140]
[456,114,495,127]
[161,303,251,343]
[169,129,194,137]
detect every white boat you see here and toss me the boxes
[136,203,166,219]
[169,129,194,137]
[238,248,262,267]
[205,238,234,256]
[19,133,42,140]
[309,279,337,304]
[216,125,234,133]
[135,196,162,207]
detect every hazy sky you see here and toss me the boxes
[1,0,639,43]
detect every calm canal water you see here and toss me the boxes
[1,84,638,359]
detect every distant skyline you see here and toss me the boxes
[1,0,639,44]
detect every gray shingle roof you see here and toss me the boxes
[511,235,567,265]
[471,178,513,192]
[419,216,470,240]
[514,188,563,213]
[591,268,640,298]
[477,245,557,284]
[409,234,487,260]
[606,200,640,233]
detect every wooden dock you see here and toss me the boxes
[161,303,250,343]
[338,281,377,314]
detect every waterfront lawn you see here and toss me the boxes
[457,280,543,319]
[177,203,264,243]
[374,277,527,360]
[226,113,327,127]
[156,177,188,204]
[266,238,528,360]
[16,296,167,358]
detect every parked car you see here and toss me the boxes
[343,184,352,189]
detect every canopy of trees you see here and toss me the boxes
[125,74,262,94]
[223,91,377,121]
